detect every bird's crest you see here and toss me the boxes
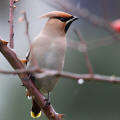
[40,11,72,19]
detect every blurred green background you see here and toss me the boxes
[0,0,120,120]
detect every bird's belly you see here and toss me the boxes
[34,76,58,94]
[33,49,65,94]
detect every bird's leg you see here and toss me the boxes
[44,92,51,107]
[24,74,35,100]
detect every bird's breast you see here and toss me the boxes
[31,37,66,71]
[38,42,65,70]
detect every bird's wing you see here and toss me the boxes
[25,50,30,65]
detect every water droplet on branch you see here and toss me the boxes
[78,79,84,85]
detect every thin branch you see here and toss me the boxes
[0,39,62,120]
[22,11,39,67]
[9,0,15,48]
[74,29,94,75]
[0,67,38,75]
[0,66,120,83]
[87,35,119,49]
[22,11,31,44]
[68,35,120,52]
[103,0,108,20]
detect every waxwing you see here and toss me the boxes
[23,11,78,118]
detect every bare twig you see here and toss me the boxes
[68,35,118,51]
[0,39,62,120]
[103,0,108,20]
[0,67,38,75]
[87,35,118,49]
[9,0,15,48]
[22,11,39,67]
[22,11,31,44]
[0,66,120,83]
[74,29,94,75]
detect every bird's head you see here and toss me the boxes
[40,11,78,33]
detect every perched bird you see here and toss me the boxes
[24,11,78,118]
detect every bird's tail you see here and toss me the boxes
[31,99,41,118]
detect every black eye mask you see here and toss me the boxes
[54,16,74,22]
[53,16,78,33]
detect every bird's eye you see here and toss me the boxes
[59,17,69,22]
[54,16,74,22]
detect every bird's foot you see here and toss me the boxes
[44,98,50,107]
[44,92,51,107]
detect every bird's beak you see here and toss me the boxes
[67,16,79,24]
[65,16,79,33]
[70,16,79,22]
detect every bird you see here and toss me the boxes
[22,11,78,118]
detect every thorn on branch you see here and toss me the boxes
[0,40,8,46]
[14,0,20,3]
[57,113,64,119]
[8,20,10,23]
